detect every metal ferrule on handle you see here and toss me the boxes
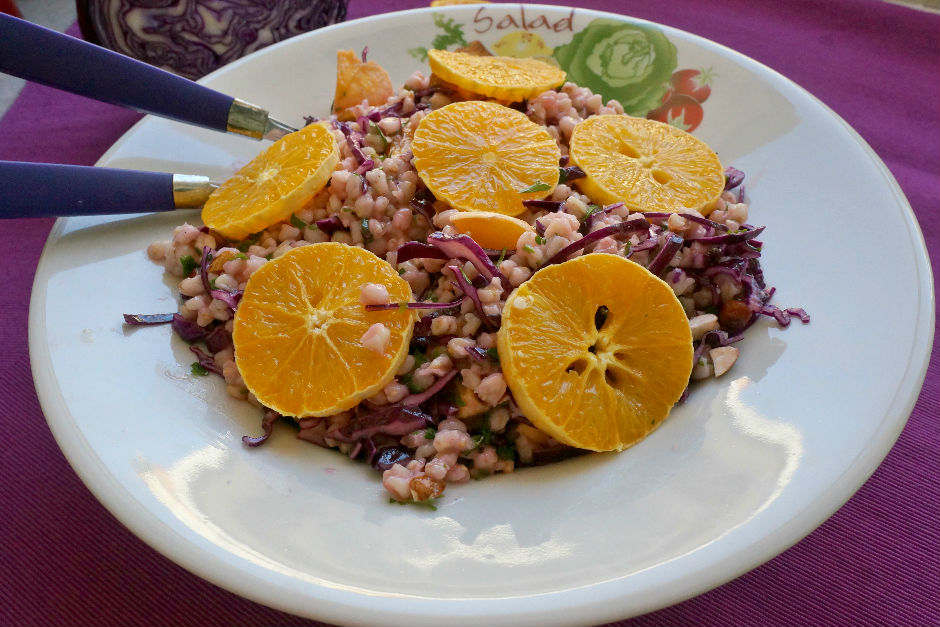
[0,162,214,219]
[0,13,296,140]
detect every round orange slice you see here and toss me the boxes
[411,100,560,216]
[569,115,725,215]
[232,243,415,417]
[450,211,534,250]
[427,48,566,102]
[202,121,339,240]
[497,253,693,452]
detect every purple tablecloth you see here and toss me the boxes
[1,0,937,625]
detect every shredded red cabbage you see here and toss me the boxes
[172,313,207,342]
[189,345,222,375]
[315,215,343,235]
[365,296,466,311]
[123,312,174,325]
[400,369,458,407]
[242,409,282,447]
[427,232,511,292]
[545,219,650,265]
[447,264,498,329]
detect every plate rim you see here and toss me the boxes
[27,5,936,626]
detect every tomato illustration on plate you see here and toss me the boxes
[647,93,704,132]
[648,67,715,132]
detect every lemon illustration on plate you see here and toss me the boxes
[491,31,556,63]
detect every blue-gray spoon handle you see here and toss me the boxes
[0,13,295,140]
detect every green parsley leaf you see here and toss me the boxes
[581,204,604,222]
[519,180,552,194]
[558,167,568,184]
[424,427,436,440]
[486,347,500,362]
[179,255,198,276]
[190,362,209,376]
[535,234,546,245]
[522,244,536,254]
[289,214,308,229]
[361,218,374,243]
[370,120,390,152]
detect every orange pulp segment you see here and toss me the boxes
[233,243,415,418]
[497,253,693,452]
[411,100,560,216]
[201,121,339,240]
[569,115,725,215]
[427,48,566,102]
[449,211,534,250]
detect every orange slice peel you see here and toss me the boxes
[201,121,339,240]
[411,100,560,216]
[569,115,725,215]
[449,211,534,251]
[427,48,566,102]
[233,243,415,418]
[497,253,693,452]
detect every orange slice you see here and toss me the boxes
[232,243,415,417]
[201,121,339,240]
[411,100,560,216]
[569,115,725,215]
[333,49,395,115]
[427,48,566,102]
[497,253,693,452]
[450,211,534,250]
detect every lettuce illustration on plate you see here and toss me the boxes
[553,19,678,116]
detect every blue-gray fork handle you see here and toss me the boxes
[0,13,296,140]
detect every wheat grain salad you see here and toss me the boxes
[134,49,808,507]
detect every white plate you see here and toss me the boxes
[29,5,934,627]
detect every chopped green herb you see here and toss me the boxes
[401,373,423,393]
[558,167,568,184]
[522,244,536,254]
[369,120,390,152]
[519,179,552,193]
[535,234,546,245]
[235,232,262,253]
[179,255,198,276]
[361,218,373,243]
[496,248,508,266]
[190,362,209,376]
[496,444,517,461]
[622,241,632,256]
[265,253,274,260]
[235,253,247,260]
[289,214,308,229]
[581,204,604,222]
[397,267,406,275]
[209,277,217,289]
[424,427,436,440]
[486,347,500,362]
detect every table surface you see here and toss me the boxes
[1,0,937,625]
